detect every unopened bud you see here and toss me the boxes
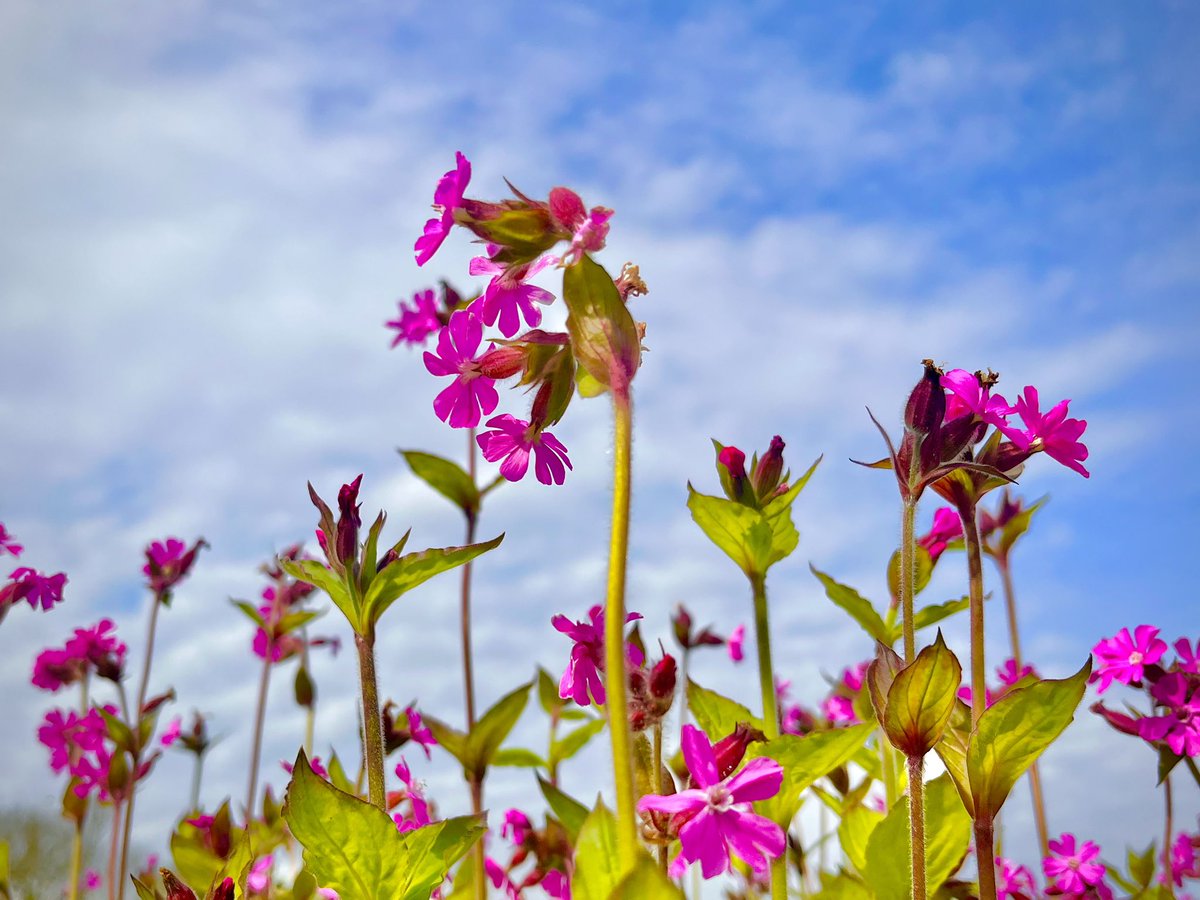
[160,870,198,900]
[548,187,587,233]
[752,435,786,501]
[479,345,526,380]
[650,655,677,700]
[718,445,749,503]
[671,605,693,649]
[1090,701,1140,737]
[335,475,363,565]
[904,360,946,436]
[209,877,235,900]
[712,723,766,781]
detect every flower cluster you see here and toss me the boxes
[143,536,207,599]
[32,618,126,691]
[486,808,571,900]
[1,566,67,613]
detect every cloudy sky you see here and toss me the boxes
[2,0,1197,888]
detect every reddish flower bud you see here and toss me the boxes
[209,877,235,900]
[752,435,786,501]
[711,722,766,781]
[548,187,587,234]
[479,345,526,380]
[671,605,693,648]
[160,870,198,900]
[1090,701,1140,737]
[904,360,946,437]
[650,655,677,700]
[335,475,363,566]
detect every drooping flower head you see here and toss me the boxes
[144,537,207,598]
[387,288,442,348]
[1138,672,1200,757]
[392,758,432,833]
[423,309,499,429]
[1043,833,1109,896]
[1,567,68,612]
[477,414,571,485]
[671,604,725,652]
[1091,625,1167,693]
[414,151,471,266]
[552,603,643,706]
[636,724,785,879]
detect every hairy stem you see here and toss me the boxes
[654,721,667,872]
[604,388,638,871]
[751,572,786,900]
[107,802,122,900]
[1165,773,1176,899]
[462,427,486,900]
[356,631,387,810]
[68,676,91,900]
[900,496,930,898]
[908,754,927,900]
[245,649,272,825]
[900,498,918,661]
[975,818,997,900]
[960,507,986,727]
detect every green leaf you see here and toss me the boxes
[477,208,559,261]
[362,534,504,627]
[862,773,970,900]
[550,717,607,767]
[571,801,626,900]
[466,682,531,774]
[887,545,934,601]
[1129,843,1156,889]
[537,776,590,843]
[326,752,358,797]
[607,855,685,899]
[537,667,566,716]
[280,558,357,630]
[687,680,759,741]
[231,599,266,628]
[284,751,484,899]
[993,495,1047,558]
[811,566,890,645]
[967,660,1091,819]
[933,698,974,818]
[812,871,873,900]
[491,747,546,768]
[400,450,480,517]
[754,724,874,825]
[686,487,771,578]
[881,632,962,757]
[561,253,641,389]
[838,805,884,873]
[169,802,252,895]
[911,596,970,633]
[759,455,821,567]
[575,366,606,398]
[130,877,159,900]
[423,716,470,770]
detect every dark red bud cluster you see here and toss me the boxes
[671,604,724,650]
[628,655,677,732]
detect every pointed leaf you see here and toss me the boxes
[537,776,590,843]
[466,682,531,774]
[753,724,874,825]
[608,855,685,899]
[279,559,357,630]
[687,487,769,578]
[550,717,607,767]
[491,747,546,768]
[561,253,640,390]
[811,566,890,644]
[400,450,480,517]
[760,455,822,567]
[537,667,566,716]
[687,680,759,741]
[838,805,884,874]
[933,698,974,818]
[882,633,962,756]
[363,534,503,626]
[887,545,934,601]
[911,596,970,633]
[571,800,626,900]
[967,661,1091,819]
[422,716,470,771]
[231,600,267,629]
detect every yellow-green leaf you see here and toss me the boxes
[363,534,503,627]
[687,680,759,741]
[400,450,479,517]
[882,632,962,757]
[753,724,874,825]
[571,801,626,900]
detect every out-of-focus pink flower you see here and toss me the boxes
[470,249,558,337]
[941,369,1012,429]
[548,187,613,266]
[996,658,1037,688]
[727,624,745,663]
[143,537,207,596]
[0,523,23,557]
[1043,834,1108,896]
[406,707,437,760]
[32,647,83,692]
[540,870,570,900]
[387,289,442,348]
[424,309,499,429]
[316,890,339,900]
[917,508,963,562]
[282,756,328,779]
[636,724,785,879]
[1091,625,1167,693]
[160,717,182,747]
[392,758,432,832]
[33,619,127,691]
[552,604,643,706]
[84,869,102,891]
[1007,386,1089,478]
[484,858,521,900]
[957,684,997,709]
[1163,831,1200,887]
[822,695,858,725]
[477,414,571,485]
[415,151,471,266]
[1175,638,1200,674]
[842,662,870,692]
[782,705,815,736]
[1138,673,1200,757]
[501,808,531,845]
[1,567,67,612]
[774,677,791,707]
[247,855,273,893]
[997,857,1037,899]
[38,708,106,774]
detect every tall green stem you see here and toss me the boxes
[190,750,205,812]
[1164,773,1176,899]
[900,499,918,661]
[462,426,486,900]
[908,754,927,900]
[751,572,786,900]
[603,388,637,871]
[996,557,1050,855]
[135,594,163,713]
[356,631,387,810]
[961,508,986,727]
[975,818,997,900]
[653,722,667,872]
[900,497,927,899]
[245,649,273,824]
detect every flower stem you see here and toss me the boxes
[975,818,997,900]
[135,592,164,714]
[299,624,316,759]
[900,498,918,662]
[678,648,690,738]
[751,572,787,900]
[68,676,91,900]
[995,556,1050,856]
[1164,773,1176,899]
[118,785,137,900]
[653,721,667,873]
[245,648,273,824]
[107,802,122,900]
[190,750,205,812]
[960,507,986,727]
[604,387,637,872]
[460,427,486,900]
[355,631,387,810]
[908,754,927,900]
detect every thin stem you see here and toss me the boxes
[117,786,136,900]
[135,592,164,714]
[678,648,690,739]
[107,802,122,900]
[190,751,204,812]
[975,819,997,900]
[356,631,387,810]
[603,388,637,871]
[653,722,667,873]
[68,676,91,900]
[995,557,1050,856]
[908,754,927,900]
[960,508,987,727]
[469,777,486,900]
[900,499,918,661]
[299,623,316,758]
[751,572,786,900]
[461,426,485,900]
[548,709,561,788]
[245,648,273,824]
[1165,773,1176,899]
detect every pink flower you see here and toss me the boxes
[387,289,442,348]
[476,414,571,485]
[1138,673,1200,757]
[32,647,83,692]
[393,758,432,832]
[540,870,570,900]
[548,187,613,266]
[997,857,1037,898]
[822,695,858,725]
[636,725,785,879]
[484,858,521,900]
[0,523,23,557]
[501,808,531,845]
[143,537,206,595]
[406,707,437,760]
[247,855,273,893]
[160,716,182,747]
[782,705,815,736]
[84,869,102,891]
[996,658,1037,688]
[1,567,67,611]
[917,508,963,562]
[1164,832,1200,887]
[38,708,106,774]
[842,662,870,692]
[415,151,471,266]
[940,369,1012,429]
[551,604,643,706]
[282,756,328,779]
[1043,833,1108,896]
[1007,385,1090,477]
[469,249,558,337]
[1091,625,1167,693]
[1175,638,1200,674]
[423,309,499,429]
[957,684,997,709]
[727,624,745,663]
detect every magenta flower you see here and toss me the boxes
[1138,672,1200,757]
[0,523,23,557]
[957,683,997,709]
[386,289,442,348]
[84,869,101,891]
[1164,832,1200,887]
[160,717,182,747]
[637,724,785,879]
[501,808,531,845]
[38,708,106,773]
[477,414,572,485]
[996,857,1037,899]
[247,855,273,893]
[940,369,1012,429]
[540,870,569,900]
[917,507,963,562]
[469,249,559,337]
[484,858,521,900]
[1043,833,1108,895]
[281,756,328,779]
[728,624,745,663]
[1,567,67,612]
[782,705,815,736]
[1008,385,1090,477]
[552,603,643,706]
[1175,638,1200,674]
[842,662,870,692]
[822,695,858,725]
[406,707,437,760]
[423,309,499,429]
[548,187,613,266]
[996,658,1037,688]
[1091,625,1167,693]
[393,758,432,832]
[143,537,206,596]
[32,647,83,692]
[415,151,471,266]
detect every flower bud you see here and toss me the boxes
[671,605,692,648]
[209,878,235,900]
[752,435,786,501]
[650,655,677,701]
[1090,701,1140,737]
[712,722,766,781]
[548,187,587,234]
[904,360,946,437]
[479,345,526,380]
[718,445,750,503]
[335,475,363,566]
[161,870,198,900]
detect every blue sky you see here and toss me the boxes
[2,0,1197,886]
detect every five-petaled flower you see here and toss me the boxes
[415,151,471,266]
[386,289,442,348]
[1042,833,1110,897]
[1,567,67,612]
[1091,625,1167,693]
[552,603,643,706]
[476,414,571,485]
[469,248,559,338]
[1006,385,1090,478]
[636,724,785,879]
[423,309,499,429]
[144,537,207,597]
[1138,672,1200,757]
